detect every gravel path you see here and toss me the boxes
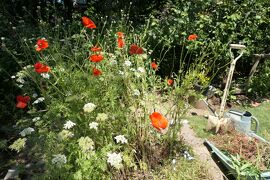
[181,122,225,180]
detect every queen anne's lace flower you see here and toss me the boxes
[78,136,94,152]
[133,89,140,96]
[58,130,74,141]
[114,135,128,144]
[96,113,108,121]
[19,127,35,137]
[110,60,117,65]
[89,122,98,130]
[107,152,123,169]
[32,117,41,122]
[124,60,132,67]
[83,103,96,113]
[137,67,145,73]
[63,120,76,129]
[52,154,67,167]
[41,73,50,79]
[118,71,124,75]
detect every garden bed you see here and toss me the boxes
[206,128,270,179]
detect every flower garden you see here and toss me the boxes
[1,1,270,179]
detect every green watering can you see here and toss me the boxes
[224,110,259,133]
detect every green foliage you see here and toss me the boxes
[230,154,260,179]
[9,138,27,153]
[248,59,270,98]
[147,0,270,77]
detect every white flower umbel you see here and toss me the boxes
[32,117,41,122]
[96,113,108,121]
[89,122,98,130]
[137,67,145,73]
[124,60,132,67]
[133,89,140,96]
[52,154,67,167]
[19,127,35,137]
[83,103,96,113]
[118,71,124,75]
[63,120,76,129]
[32,97,45,104]
[58,130,74,141]
[107,152,123,169]
[78,136,94,152]
[32,93,38,98]
[40,73,50,79]
[114,135,128,144]
[110,60,117,65]
[16,77,25,84]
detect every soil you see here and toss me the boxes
[180,122,225,180]
[209,128,270,171]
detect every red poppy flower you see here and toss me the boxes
[167,79,174,86]
[82,16,96,29]
[151,62,158,70]
[16,95,30,109]
[90,54,104,62]
[117,32,124,38]
[117,38,124,48]
[129,44,143,55]
[91,46,102,52]
[35,39,49,52]
[188,34,198,41]
[149,112,169,132]
[93,67,102,76]
[34,62,51,74]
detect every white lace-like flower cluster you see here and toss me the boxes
[89,122,98,130]
[133,89,140,96]
[118,71,124,75]
[114,135,128,144]
[19,127,35,137]
[51,154,67,167]
[78,136,94,152]
[124,60,132,67]
[107,152,123,169]
[63,120,76,129]
[83,103,96,113]
[58,130,74,141]
[96,113,108,121]
[110,60,117,65]
[40,73,50,79]
[32,117,41,122]
[137,67,145,73]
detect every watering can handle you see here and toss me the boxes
[251,116,259,133]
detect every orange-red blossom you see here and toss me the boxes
[149,112,169,133]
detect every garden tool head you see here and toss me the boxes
[229,44,246,50]
[229,44,246,61]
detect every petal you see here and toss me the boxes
[16,101,27,109]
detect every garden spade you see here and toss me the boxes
[219,44,246,118]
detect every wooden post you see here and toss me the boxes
[247,54,270,85]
